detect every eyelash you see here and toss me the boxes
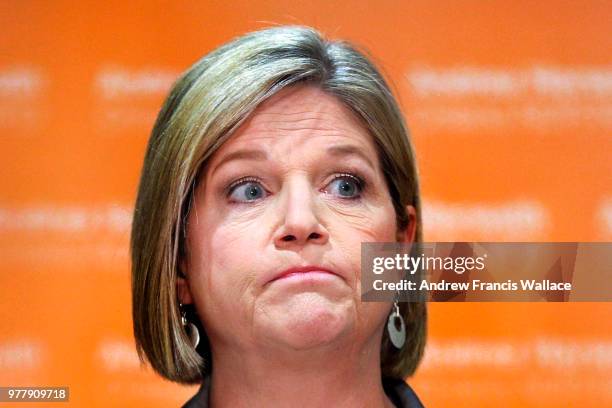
[225,172,367,202]
[332,173,367,196]
[226,176,261,196]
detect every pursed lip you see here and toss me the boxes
[267,265,342,285]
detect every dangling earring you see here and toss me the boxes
[387,300,406,349]
[180,303,200,349]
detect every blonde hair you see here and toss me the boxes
[131,25,426,384]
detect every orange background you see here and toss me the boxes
[1,1,611,406]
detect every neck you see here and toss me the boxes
[205,329,395,408]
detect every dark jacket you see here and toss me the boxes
[182,376,424,407]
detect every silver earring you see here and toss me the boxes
[180,303,200,349]
[387,300,406,349]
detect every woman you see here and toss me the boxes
[131,25,427,407]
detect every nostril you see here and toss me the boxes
[309,232,321,240]
[282,235,296,242]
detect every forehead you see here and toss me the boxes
[220,84,377,153]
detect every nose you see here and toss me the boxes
[273,175,329,249]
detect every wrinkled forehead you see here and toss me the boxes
[206,84,381,170]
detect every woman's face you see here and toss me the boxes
[179,84,415,354]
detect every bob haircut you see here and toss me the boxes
[131,25,426,384]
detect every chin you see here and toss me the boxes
[261,296,354,349]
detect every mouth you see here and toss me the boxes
[267,265,342,285]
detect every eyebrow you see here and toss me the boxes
[210,143,376,178]
[210,149,268,178]
[326,144,376,170]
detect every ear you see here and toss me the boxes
[177,258,194,305]
[396,205,417,243]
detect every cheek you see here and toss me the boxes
[186,212,264,305]
[329,209,396,333]
[335,201,398,245]
[332,202,398,281]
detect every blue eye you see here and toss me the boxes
[228,178,267,202]
[327,174,364,199]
